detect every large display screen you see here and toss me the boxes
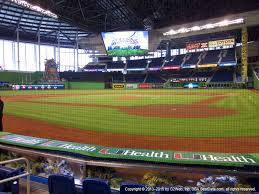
[101,31,148,56]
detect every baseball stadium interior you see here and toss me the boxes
[0,0,259,193]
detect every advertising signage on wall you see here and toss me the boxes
[208,38,235,48]
[186,38,235,50]
[0,133,258,167]
[112,83,125,89]
[12,84,65,90]
[186,42,208,50]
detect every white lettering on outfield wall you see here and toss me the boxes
[123,150,170,159]
[58,144,96,152]
[201,155,256,164]
[7,137,43,145]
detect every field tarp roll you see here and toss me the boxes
[68,82,105,90]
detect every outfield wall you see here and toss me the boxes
[0,71,43,84]
[66,82,105,89]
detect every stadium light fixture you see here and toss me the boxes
[10,0,58,18]
[163,18,244,36]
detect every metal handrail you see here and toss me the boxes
[0,157,30,194]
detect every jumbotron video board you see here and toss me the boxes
[101,31,148,56]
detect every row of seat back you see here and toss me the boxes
[49,174,151,194]
[49,175,119,194]
[0,166,24,194]
[48,175,244,194]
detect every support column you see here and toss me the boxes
[76,31,79,71]
[2,40,5,69]
[17,28,20,71]
[54,46,56,62]
[38,31,41,71]
[57,31,61,72]
[73,45,76,71]
[166,41,171,59]
[241,26,248,83]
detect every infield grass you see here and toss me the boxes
[1,89,259,138]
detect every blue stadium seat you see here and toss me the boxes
[200,50,221,65]
[127,59,147,69]
[164,55,184,67]
[0,166,24,194]
[220,48,236,64]
[183,52,201,66]
[148,57,164,68]
[48,174,76,194]
[210,69,234,82]
[145,74,165,83]
[120,182,149,194]
[247,178,259,192]
[84,65,106,72]
[82,178,114,194]
[107,61,125,70]
[125,74,145,83]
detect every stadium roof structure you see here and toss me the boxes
[22,0,259,32]
[0,0,90,47]
[1,0,259,52]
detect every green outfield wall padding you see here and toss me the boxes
[253,70,259,89]
[67,82,105,89]
[0,71,43,84]
[0,133,258,167]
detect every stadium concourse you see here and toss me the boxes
[0,0,259,193]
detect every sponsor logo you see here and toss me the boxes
[99,148,171,159]
[174,153,256,164]
[0,135,47,145]
[162,66,180,70]
[186,42,208,50]
[113,84,125,89]
[139,83,152,89]
[208,38,235,48]
[57,143,96,152]
[126,84,138,89]
[197,64,217,68]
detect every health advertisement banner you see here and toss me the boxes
[0,133,258,167]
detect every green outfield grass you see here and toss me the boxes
[1,89,259,138]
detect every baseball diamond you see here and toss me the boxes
[1,89,258,153]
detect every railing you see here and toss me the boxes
[0,157,30,194]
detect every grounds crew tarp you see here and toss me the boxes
[0,133,258,167]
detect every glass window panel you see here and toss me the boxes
[26,43,37,72]
[0,40,4,69]
[4,40,15,70]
